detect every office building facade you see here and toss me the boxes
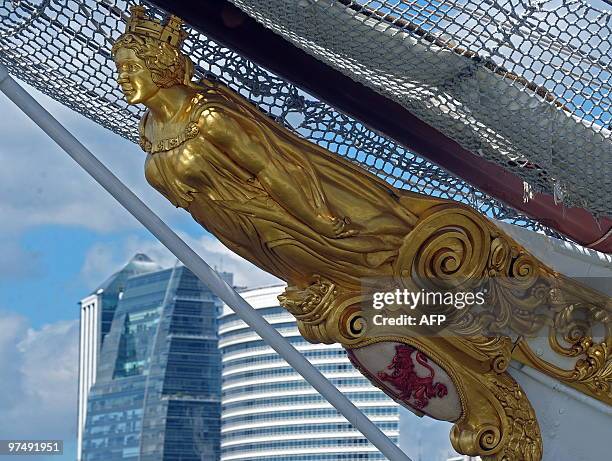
[79,255,230,461]
[77,254,162,460]
[219,285,400,461]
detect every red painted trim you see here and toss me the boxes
[147,0,611,253]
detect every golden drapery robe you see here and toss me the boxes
[112,10,610,458]
[142,82,441,289]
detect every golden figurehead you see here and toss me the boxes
[112,7,610,461]
[111,6,434,289]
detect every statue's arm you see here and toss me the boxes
[199,107,355,238]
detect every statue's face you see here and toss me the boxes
[114,48,159,105]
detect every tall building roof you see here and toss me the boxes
[91,253,163,295]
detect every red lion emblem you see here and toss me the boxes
[377,344,448,409]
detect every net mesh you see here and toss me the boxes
[230,0,612,216]
[0,0,578,238]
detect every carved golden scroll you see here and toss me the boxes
[111,7,611,460]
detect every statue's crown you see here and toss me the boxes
[125,5,187,48]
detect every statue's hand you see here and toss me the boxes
[314,215,359,239]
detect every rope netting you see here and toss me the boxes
[230,0,612,216]
[0,0,577,237]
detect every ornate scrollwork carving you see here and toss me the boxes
[515,300,612,403]
[278,275,336,323]
[452,336,513,374]
[448,364,542,461]
[279,278,368,345]
[394,206,491,290]
[481,374,542,461]
[112,9,609,459]
[350,336,542,461]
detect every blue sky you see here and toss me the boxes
[0,81,457,461]
[0,83,278,460]
[2,1,609,458]
[0,81,280,322]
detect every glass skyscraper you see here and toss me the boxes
[79,256,231,461]
[78,254,163,460]
[219,285,400,461]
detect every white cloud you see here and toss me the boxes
[80,233,281,290]
[0,313,28,414]
[0,84,181,235]
[0,83,191,284]
[0,311,78,441]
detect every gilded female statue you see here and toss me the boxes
[112,6,445,292]
[111,7,612,461]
